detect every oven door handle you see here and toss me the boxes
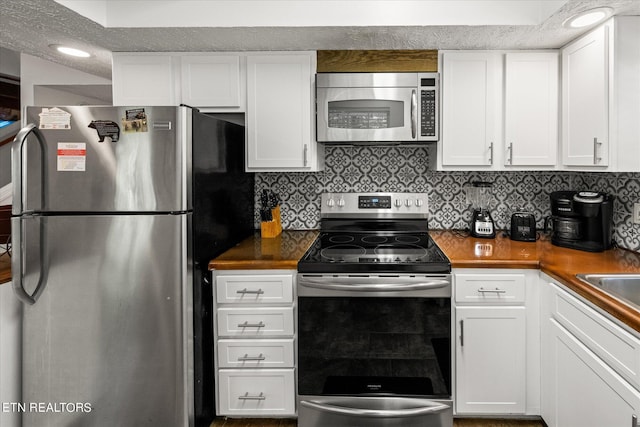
[300,399,450,418]
[298,278,450,292]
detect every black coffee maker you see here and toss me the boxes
[545,190,614,252]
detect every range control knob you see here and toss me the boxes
[405,199,412,207]
[416,199,424,207]
[394,199,402,208]
[327,198,335,208]
[337,198,346,208]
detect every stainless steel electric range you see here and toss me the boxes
[297,192,453,427]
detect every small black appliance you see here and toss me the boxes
[546,190,614,252]
[510,212,537,242]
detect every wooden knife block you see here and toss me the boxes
[260,205,282,238]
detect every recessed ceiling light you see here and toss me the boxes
[563,7,613,29]
[49,44,91,58]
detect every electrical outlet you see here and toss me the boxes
[634,203,640,224]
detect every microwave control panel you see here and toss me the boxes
[420,89,436,137]
[418,74,439,141]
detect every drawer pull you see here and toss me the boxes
[238,321,266,328]
[477,287,507,294]
[236,288,265,295]
[238,353,266,362]
[238,392,266,401]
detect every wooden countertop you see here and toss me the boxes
[0,252,10,285]
[208,230,318,271]
[431,230,640,332]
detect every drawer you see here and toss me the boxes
[218,339,294,368]
[218,369,295,416]
[216,274,293,304]
[217,307,294,337]
[551,284,640,390]
[455,273,525,304]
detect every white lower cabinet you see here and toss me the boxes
[545,319,640,427]
[213,270,296,417]
[218,369,295,416]
[541,279,640,427]
[456,306,526,413]
[454,269,540,416]
[218,339,294,369]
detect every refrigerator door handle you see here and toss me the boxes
[12,216,49,306]
[12,123,48,214]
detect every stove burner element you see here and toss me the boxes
[329,235,355,244]
[394,235,421,244]
[361,235,389,244]
[320,245,366,262]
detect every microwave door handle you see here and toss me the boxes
[411,89,417,139]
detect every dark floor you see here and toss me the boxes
[211,418,545,426]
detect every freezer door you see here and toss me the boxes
[16,106,191,213]
[16,214,193,427]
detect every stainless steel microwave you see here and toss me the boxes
[316,72,439,144]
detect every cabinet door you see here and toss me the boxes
[112,53,177,106]
[216,274,293,304]
[218,339,294,369]
[455,273,525,304]
[505,53,558,166]
[440,52,500,167]
[543,319,640,427]
[218,369,295,416]
[246,53,320,171]
[456,306,526,414]
[181,55,242,108]
[562,24,609,166]
[217,307,294,338]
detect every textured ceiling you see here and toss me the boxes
[0,0,638,79]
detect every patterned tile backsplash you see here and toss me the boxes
[256,145,640,252]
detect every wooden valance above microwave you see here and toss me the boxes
[317,50,438,73]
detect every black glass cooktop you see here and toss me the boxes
[297,232,451,274]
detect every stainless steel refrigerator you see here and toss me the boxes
[11,106,254,426]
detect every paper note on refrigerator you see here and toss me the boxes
[38,107,71,130]
[57,142,86,171]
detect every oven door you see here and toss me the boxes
[317,87,418,143]
[297,274,452,427]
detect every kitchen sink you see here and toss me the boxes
[576,274,640,311]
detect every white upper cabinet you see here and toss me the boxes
[112,53,177,106]
[561,17,640,171]
[439,51,501,168]
[245,52,322,172]
[439,50,559,171]
[180,54,243,109]
[504,52,558,167]
[562,24,609,167]
[112,52,243,110]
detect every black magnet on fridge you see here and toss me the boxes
[88,120,120,142]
